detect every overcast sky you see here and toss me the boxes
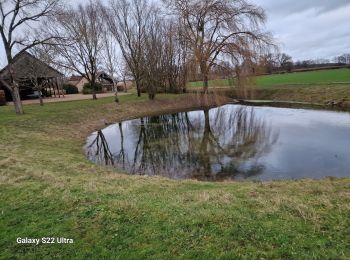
[255,0,350,61]
[1,0,350,68]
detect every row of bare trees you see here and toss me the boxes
[104,0,191,99]
[1,0,272,114]
[259,52,350,74]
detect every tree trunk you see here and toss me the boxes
[6,62,24,114]
[11,85,24,114]
[148,92,155,100]
[203,74,209,94]
[38,89,44,106]
[118,122,125,168]
[199,109,211,176]
[36,80,44,106]
[136,80,141,97]
[91,79,97,100]
[114,81,119,103]
[123,76,128,93]
[137,86,141,97]
[204,109,210,133]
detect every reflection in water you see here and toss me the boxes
[87,130,114,166]
[86,106,278,181]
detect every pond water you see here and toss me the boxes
[85,105,350,181]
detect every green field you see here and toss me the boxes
[188,68,350,88]
[0,94,349,258]
[257,68,350,86]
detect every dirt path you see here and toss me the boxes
[8,92,131,105]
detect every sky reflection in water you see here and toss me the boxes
[85,105,350,181]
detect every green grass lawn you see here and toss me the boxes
[188,68,350,88]
[0,94,349,258]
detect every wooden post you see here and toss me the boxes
[0,90,6,106]
[57,78,61,98]
[52,79,56,98]
[56,77,64,98]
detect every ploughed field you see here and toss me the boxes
[0,94,349,259]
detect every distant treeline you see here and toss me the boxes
[265,53,350,74]
[200,53,350,81]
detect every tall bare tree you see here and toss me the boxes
[48,1,104,100]
[162,20,189,93]
[116,59,132,93]
[0,0,61,114]
[102,31,119,102]
[144,18,189,96]
[103,0,154,97]
[165,0,272,93]
[141,11,164,99]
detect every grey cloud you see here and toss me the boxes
[255,0,350,16]
[254,0,350,60]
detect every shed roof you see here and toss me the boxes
[0,51,63,80]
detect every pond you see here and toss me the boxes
[85,105,350,181]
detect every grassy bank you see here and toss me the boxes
[241,85,350,107]
[188,84,350,108]
[187,68,350,107]
[1,94,349,259]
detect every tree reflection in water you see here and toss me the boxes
[87,130,115,166]
[86,106,279,181]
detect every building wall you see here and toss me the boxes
[76,78,88,92]
[67,75,117,93]
[116,81,134,91]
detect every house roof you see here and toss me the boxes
[68,75,84,82]
[116,81,133,86]
[68,72,115,83]
[0,51,63,79]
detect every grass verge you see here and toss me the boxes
[0,93,349,258]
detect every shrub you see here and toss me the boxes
[63,84,79,94]
[82,82,103,95]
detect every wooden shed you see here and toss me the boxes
[0,51,64,101]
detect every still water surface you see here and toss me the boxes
[85,105,350,181]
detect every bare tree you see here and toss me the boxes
[48,1,104,100]
[161,20,189,93]
[141,11,164,99]
[335,54,350,65]
[276,53,293,72]
[102,31,119,102]
[139,14,189,99]
[0,0,61,114]
[116,60,132,93]
[165,0,272,93]
[103,0,154,97]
